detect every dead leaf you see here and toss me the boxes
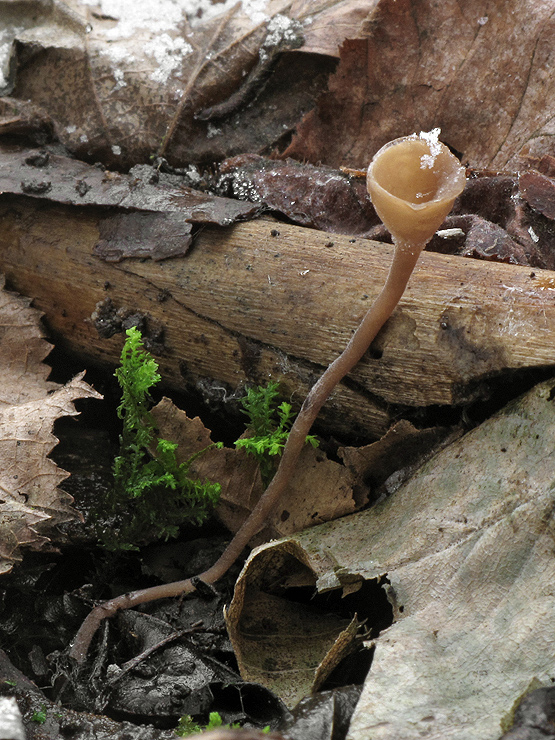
[0,276,101,574]
[216,154,378,235]
[434,214,539,267]
[338,420,457,505]
[499,686,555,739]
[293,0,378,57]
[0,143,258,224]
[94,212,193,262]
[229,377,555,738]
[285,0,555,172]
[150,396,360,542]
[2,0,341,167]
[519,170,555,220]
[225,543,360,707]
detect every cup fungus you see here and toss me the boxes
[367,128,467,248]
[69,130,466,665]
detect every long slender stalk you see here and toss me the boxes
[69,240,422,664]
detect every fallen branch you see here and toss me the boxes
[1,196,555,439]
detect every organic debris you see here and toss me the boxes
[0,277,100,574]
[1,1,340,167]
[285,0,555,171]
[236,379,555,739]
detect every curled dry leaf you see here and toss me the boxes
[226,564,360,707]
[2,0,355,167]
[0,277,101,574]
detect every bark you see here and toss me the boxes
[0,194,554,439]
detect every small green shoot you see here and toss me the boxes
[176,711,241,736]
[31,705,47,724]
[235,381,318,485]
[98,327,221,550]
[176,715,202,735]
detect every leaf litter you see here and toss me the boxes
[0,277,100,575]
[229,378,555,738]
[1,0,338,168]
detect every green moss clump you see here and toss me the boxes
[235,381,318,486]
[97,327,221,550]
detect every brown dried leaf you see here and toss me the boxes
[217,154,378,235]
[0,277,101,574]
[519,170,555,220]
[150,396,359,542]
[285,0,555,171]
[3,0,339,167]
[0,143,258,225]
[215,155,555,268]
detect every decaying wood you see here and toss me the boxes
[0,194,554,439]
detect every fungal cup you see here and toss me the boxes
[367,130,466,249]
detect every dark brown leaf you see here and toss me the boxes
[499,686,555,740]
[0,143,258,224]
[285,0,555,171]
[519,171,555,220]
[94,212,192,262]
[430,215,541,267]
[216,154,378,234]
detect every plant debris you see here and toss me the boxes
[0,277,100,574]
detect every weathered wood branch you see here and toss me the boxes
[0,194,554,438]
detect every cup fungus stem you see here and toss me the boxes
[69,130,466,666]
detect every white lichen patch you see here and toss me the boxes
[144,33,193,84]
[267,14,298,44]
[112,66,127,90]
[96,0,185,39]
[187,0,270,26]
